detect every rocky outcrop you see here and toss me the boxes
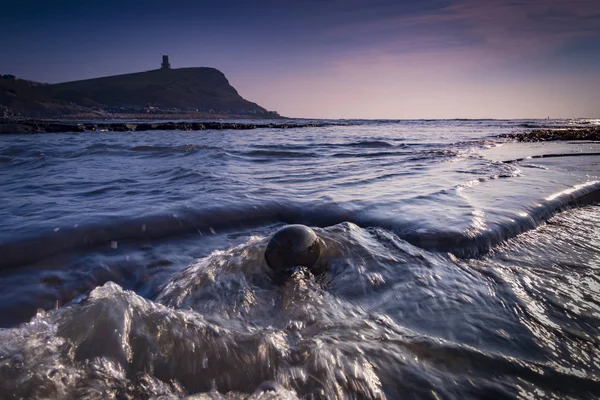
[0,68,275,118]
[0,118,334,134]
[500,127,600,142]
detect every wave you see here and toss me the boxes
[519,123,547,129]
[251,144,311,151]
[83,143,128,154]
[243,150,318,158]
[250,141,397,151]
[2,214,599,398]
[131,144,219,153]
[331,148,458,161]
[502,152,600,164]
[2,180,599,270]
[342,140,394,148]
[330,149,457,162]
[395,180,600,257]
[332,151,409,158]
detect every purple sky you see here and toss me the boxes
[1,0,599,118]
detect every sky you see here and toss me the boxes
[1,0,599,119]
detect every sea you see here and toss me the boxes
[0,119,599,399]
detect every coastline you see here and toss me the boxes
[0,117,335,134]
[1,118,598,137]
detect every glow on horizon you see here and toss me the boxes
[1,0,599,119]
[239,50,600,119]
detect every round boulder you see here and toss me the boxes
[264,225,322,277]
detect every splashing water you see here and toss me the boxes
[0,119,599,399]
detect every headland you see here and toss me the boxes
[0,56,279,120]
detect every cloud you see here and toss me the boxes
[320,0,600,60]
[240,0,600,119]
[440,0,600,54]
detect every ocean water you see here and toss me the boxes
[0,119,599,399]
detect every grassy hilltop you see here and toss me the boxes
[0,68,273,119]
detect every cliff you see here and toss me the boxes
[0,68,273,118]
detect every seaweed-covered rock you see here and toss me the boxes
[501,127,600,142]
[0,118,339,134]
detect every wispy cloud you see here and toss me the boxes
[322,0,600,59]
[243,0,600,118]
[440,0,600,54]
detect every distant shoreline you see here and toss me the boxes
[1,118,599,138]
[0,117,336,134]
[33,111,287,121]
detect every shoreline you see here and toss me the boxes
[1,119,599,137]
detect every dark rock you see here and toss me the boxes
[256,381,279,392]
[0,118,341,134]
[154,122,177,130]
[95,124,111,131]
[111,124,133,132]
[501,127,600,142]
[176,122,193,131]
[135,123,153,131]
[265,225,322,280]
[44,123,84,133]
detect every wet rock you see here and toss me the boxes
[501,127,600,142]
[0,118,339,134]
[111,123,134,132]
[257,381,278,392]
[265,225,322,280]
[135,123,153,131]
[176,122,193,130]
[155,122,177,130]
[44,123,85,133]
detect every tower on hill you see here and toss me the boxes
[161,55,171,70]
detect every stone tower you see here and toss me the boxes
[161,55,171,70]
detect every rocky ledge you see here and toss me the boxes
[0,119,334,134]
[500,127,600,142]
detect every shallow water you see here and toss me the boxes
[0,119,599,399]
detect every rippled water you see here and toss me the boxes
[0,119,599,399]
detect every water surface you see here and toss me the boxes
[0,119,599,399]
